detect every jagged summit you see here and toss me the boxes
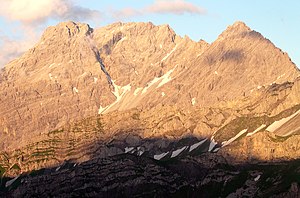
[217,21,257,41]
[40,21,93,42]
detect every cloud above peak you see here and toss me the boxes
[0,0,101,68]
[113,0,206,19]
[147,0,206,15]
[0,0,101,25]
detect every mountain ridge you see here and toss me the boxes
[0,20,299,149]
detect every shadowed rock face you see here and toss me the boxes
[2,153,300,198]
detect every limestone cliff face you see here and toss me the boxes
[0,20,299,153]
[0,22,114,150]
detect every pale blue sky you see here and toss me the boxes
[0,0,299,68]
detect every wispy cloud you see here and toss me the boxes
[113,0,206,19]
[0,0,101,25]
[146,0,206,15]
[0,0,101,67]
[0,34,35,67]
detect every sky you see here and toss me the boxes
[0,0,299,68]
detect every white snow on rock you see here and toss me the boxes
[98,81,131,114]
[254,175,261,181]
[142,77,161,94]
[247,124,266,137]
[214,71,218,75]
[161,44,178,62]
[266,109,300,132]
[189,138,207,152]
[5,175,20,188]
[48,73,53,80]
[73,87,79,93]
[124,147,134,153]
[98,105,107,114]
[137,147,144,156]
[191,98,196,106]
[257,85,262,89]
[171,146,187,158]
[277,73,285,80]
[157,66,176,88]
[154,152,169,160]
[142,66,177,94]
[208,137,217,152]
[160,44,163,49]
[93,77,98,83]
[222,129,248,147]
[48,63,56,68]
[119,36,127,42]
[134,87,143,96]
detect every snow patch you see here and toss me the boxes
[191,98,196,106]
[161,92,165,97]
[247,124,266,137]
[157,66,176,88]
[189,138,207,152]
[254,175,261,181]
[160,44,163,48]
[124,147,134,153]
[98,105,106,114]
[154,152,169,160]
[137,147,144,156]
[161,44,178,62]
[48,63,56,68]
[111,80,131,101]
[119,36,127,42]
[257,85,262,89]
[98,82,131,114]
[266,109,300,132]
[134,87,143,96]
[142,77,161,94]
[222,129,248,147]
[208,137,218,152]
[277,73,285,80]
[94,77,98,83]
[171,146,187,158]
[48,73,53,80]
[73,87,79,93]
[5,175,20,188]
[214,71,218,75]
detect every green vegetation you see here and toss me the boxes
[10,164,20,171]
[0,165,5,177]
[215,104,300,143]
[214,116,270,142]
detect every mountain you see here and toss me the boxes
[0,21,300,197]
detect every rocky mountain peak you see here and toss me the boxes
[41,21,93,41]
[217,21,256,40]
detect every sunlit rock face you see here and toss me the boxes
[0,20,300,197]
